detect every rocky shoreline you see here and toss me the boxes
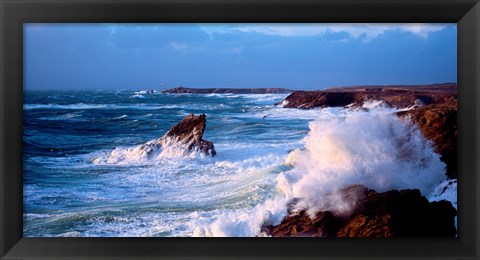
[397,102,457,179]
[151,84,456,237]
[276,83,456,109]
[268,83,457,237]
[162,87,293,94]
[264,185,456,237]
[278,83,457,178]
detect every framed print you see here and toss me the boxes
[1,0,479,259]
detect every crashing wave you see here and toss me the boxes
[194,110,448,236]
[93,114,216,164]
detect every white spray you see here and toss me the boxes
[195,109,448,236]
[279,112,446,217]
[92,136,205,165]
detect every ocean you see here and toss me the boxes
[23,90,457,237]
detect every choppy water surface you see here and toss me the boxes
[23,90,456,237]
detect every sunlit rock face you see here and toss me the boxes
[136,113,216,158]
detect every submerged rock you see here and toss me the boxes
[138,113,216,157]
[267,185,456,237]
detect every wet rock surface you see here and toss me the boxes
[266,185,457,237]
[138,113,216,157]
[397,101,457,178]
[162,113,216,156]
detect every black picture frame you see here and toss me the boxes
[1,0,479,259]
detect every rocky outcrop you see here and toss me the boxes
[264,84,458,238]
[278,91,356,109]
[265,185,457,237]
[276,84,457,109]
[397,101,457,179]
[162,87,293,94]
[138,114,216,157]
[162,113,216,156]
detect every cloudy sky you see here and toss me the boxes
[24,23,456,91]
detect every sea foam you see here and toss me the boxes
[278,112,446,217]
[195,110,448,236]
[92,137,207,165]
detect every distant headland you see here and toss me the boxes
[275,83,457,109]
[161,87,294,94]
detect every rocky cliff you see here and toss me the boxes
[277,84,456,109]
[266,84,458,237]
[397,101,457,178]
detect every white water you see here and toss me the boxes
[194,108,452,236]
[92,137,203,165]
[25,91,456,237]
[280,112,446,216]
